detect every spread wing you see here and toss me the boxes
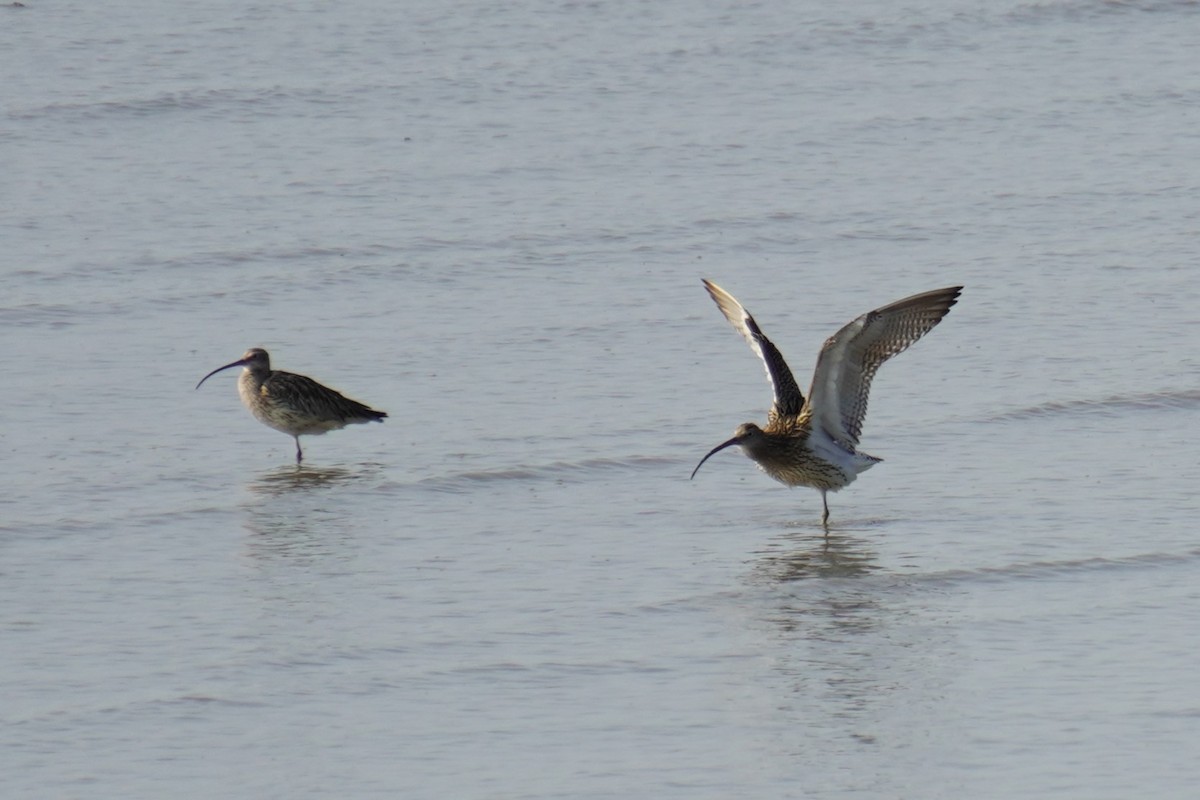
[807,286,961,447]
[702,279,805,423]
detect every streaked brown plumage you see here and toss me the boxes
[691,280,962,525]
[196,348,386,463]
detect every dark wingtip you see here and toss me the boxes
[943,286,964,316]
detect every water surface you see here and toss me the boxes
[4,1,1200,797]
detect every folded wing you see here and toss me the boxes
[263,371,388,424]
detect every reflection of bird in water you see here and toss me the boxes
[691,280,961,526]
[752,529,881,583]
[196,348,386,464]
[247,465,360,496]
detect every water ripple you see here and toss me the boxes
[412,455,674,493]
[7,86,340,122]
[986,388,1200,421]
[913,547,1200,588]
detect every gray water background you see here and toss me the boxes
[4,0,1200,797]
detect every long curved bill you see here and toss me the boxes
[690,434,746,480]
[195,357,251,390]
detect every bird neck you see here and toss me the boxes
[239,366,270,392]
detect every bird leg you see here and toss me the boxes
[820,490,830,529]
[294,437,304,464]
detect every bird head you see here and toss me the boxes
[690,422,762,479]
[195,348,271,390]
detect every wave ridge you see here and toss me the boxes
[986,388,1200,421]
[415,455,674,492]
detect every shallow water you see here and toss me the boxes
[5,0,1200,797]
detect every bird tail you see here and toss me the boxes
[852,451,882,473]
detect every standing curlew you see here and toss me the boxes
[691,280,962,525]
[196,348,386,464]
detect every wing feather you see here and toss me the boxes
[702,279,805,422]
[264,371,387,422]
[807,286,961,447]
